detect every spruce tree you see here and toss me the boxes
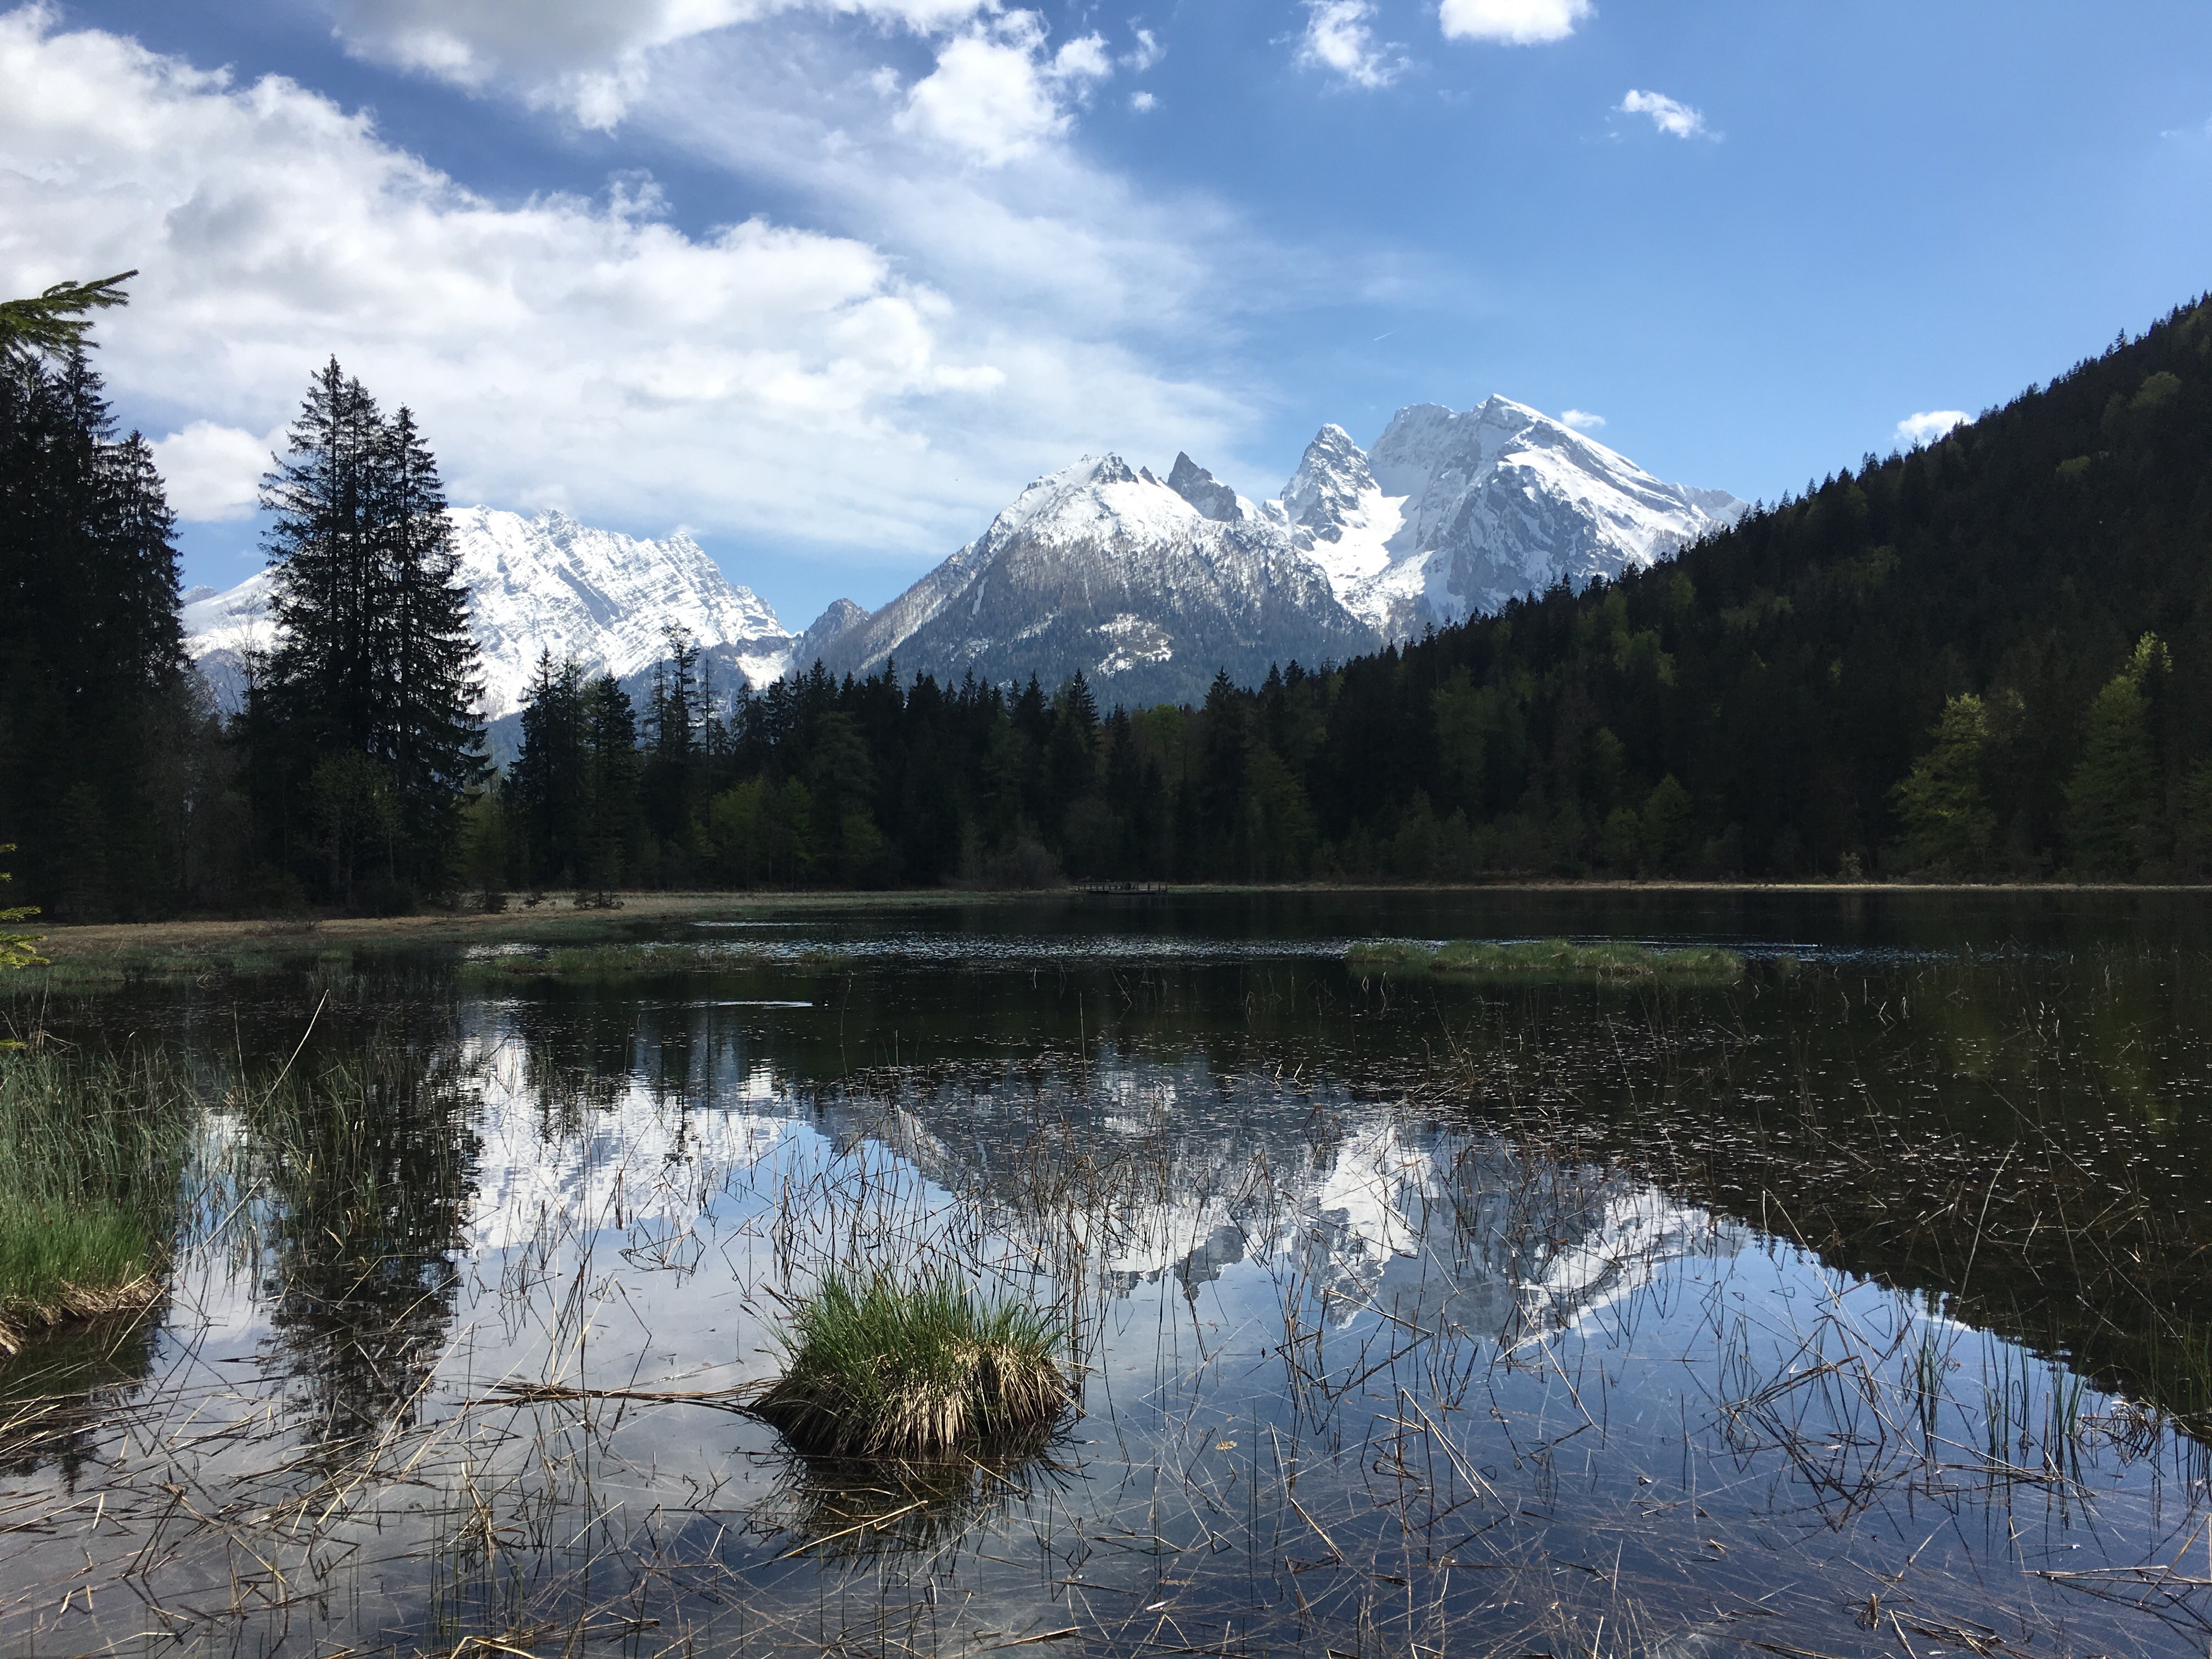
[512,652,586,885]
[580,674,641,897]
[375,406,483,870]
[255,360,483,901]
[0,278,192,919]
[1892,695,1996,872]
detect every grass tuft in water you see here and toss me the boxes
[1348,937,1745,983]
[752,1273,1068,1458]
[0,1049,201,1353]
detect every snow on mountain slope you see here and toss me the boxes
[1296,397,1743,628]
[182,509,795,719]
[815,455,1378,706]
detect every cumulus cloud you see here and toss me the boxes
[1438,0,1590,45]
[324,0,992,127]
[1895,410,1967,447]
[1122,27,1163,71]
[1130,89,1156,112]
[894,13,1113,165]
[1559,409,1604,431]
[1296,0,1404,90]
[0,7,1254,557]
[148,421,286,522]
[1620,89,1709,139]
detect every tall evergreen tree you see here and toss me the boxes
[252,360,483,902]
[375,407,483,870]
[511,653,588,886]
[580,674,642,897]
[0,274,195,919]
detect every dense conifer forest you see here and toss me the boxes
[6,283,2212,916]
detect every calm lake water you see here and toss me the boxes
[6,889,2212,1658]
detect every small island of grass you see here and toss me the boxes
[1346,937,1746,984]
[751,1274,1069,1459]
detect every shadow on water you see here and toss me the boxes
[4,892,2212,1654]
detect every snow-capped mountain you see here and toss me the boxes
[1269,397,1746,635]
[809,454,1378,706]
[800,398,1740,703]
[182,508,795,720]
[180,397,1741,729]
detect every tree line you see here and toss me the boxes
[482,295,2212,891]
[1,277,483,919]
[8,280,2212,918]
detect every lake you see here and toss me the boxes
[4,888,2212,1658]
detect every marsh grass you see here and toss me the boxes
[0,1049,202,1353]
[11,942,294,996]
[1348,936,1745,983]
[752,1274,1068,1458]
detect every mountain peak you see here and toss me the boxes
[184,506,797,723]
[1165,453,1244,522]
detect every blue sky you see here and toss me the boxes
[7,0,2212,628]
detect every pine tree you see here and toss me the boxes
[512,652,587,885]
[255,360,483,900]
[1892,695,1996,872]
[262,359,383,757]
[2065,635,2168,877]
[0,272,134,368]
[580,675,642,898]
[0,280,191,919]
[642,627,701,859]
[374,407,483,874]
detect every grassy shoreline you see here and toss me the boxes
[26,877,2212,966]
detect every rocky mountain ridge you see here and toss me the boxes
[804,398,1742,699]
[182,397,1741,717]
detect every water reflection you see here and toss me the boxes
[2,924,2212,1656]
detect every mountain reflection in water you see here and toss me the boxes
[3,911,2211,1658]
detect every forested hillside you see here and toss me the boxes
[490,295,2212,890]
[1290,294,2212,881]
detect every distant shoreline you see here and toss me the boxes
[25,880,2209,961]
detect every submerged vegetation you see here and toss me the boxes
[1348,935,1745,981]
[751,1273,1069,1458]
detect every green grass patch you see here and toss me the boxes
[752,1274,1069,1458]
[1347,937,1746,984]
[0,1049,201,1353]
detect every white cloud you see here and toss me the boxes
[1438,0,1590,46]
[1122,27,1163,71]
[0,8,1276,563]
[894,13,1112,165]
[1620,88,1709,139]
[1895,410,1967,447]
[1296,0,1404,90]
[324,0,991,127]
[148,421,284,522]
[1559,409,1604,431]
[1130,89,1156,112]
